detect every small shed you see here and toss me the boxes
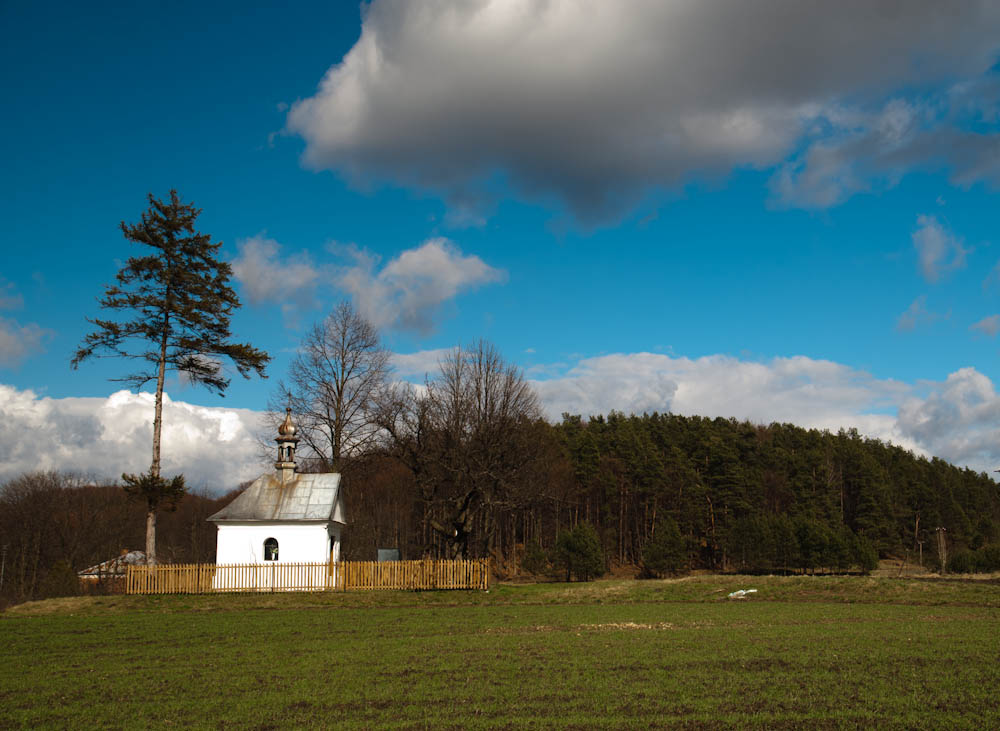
[208,410,346,572]
[78,550,147,582]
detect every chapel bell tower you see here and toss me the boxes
[275,408,299,482]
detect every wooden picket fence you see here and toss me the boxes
[338,558,490,591]
[125,558,490,595]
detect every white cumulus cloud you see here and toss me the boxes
[337,238,505,333]
[287,0,1000,222]
[0,386,267,491]
[531,352,908,438]
[391,348,456,378]
[231,236,502,333]
[231,235,321,316]
[896,368,1000,471]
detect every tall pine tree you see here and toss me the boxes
[72,190,270,563]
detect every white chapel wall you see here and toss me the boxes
[215,522,334,565]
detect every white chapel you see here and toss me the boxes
[208,409,346,567]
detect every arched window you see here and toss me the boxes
[264,537,279,561]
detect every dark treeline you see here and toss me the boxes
[0,472,231,606]
[345,412,1000,577]
[4,413,1000,606]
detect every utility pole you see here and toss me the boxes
[0,544,6,593]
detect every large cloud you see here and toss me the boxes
[287,0,1000,222]
[0,386,267,491]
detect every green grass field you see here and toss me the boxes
[2,575,998,729]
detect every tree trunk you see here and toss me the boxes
[146,509,157,565]
[146,317,169,567]
[152,320,169,479]
[618,482,625,566]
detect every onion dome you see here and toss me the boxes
[278,408,297,437]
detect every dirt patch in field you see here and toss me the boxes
[579,621,676,631]
[485,621,676,635]
[484,624,559,634]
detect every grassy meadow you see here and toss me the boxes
[2,575,999,729]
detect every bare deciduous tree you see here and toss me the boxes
[270,301,391,471]
[376,340,542,558]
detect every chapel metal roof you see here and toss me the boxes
[207,472,344,523]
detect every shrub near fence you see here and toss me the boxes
[126,558,490,595]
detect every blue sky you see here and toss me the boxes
[4,1,1000,489]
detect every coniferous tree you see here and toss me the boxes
[71,190,269,563]
[555,522,605,581]
[852,533,879,574]
[521,539,549,575]
[643,516,687,577]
